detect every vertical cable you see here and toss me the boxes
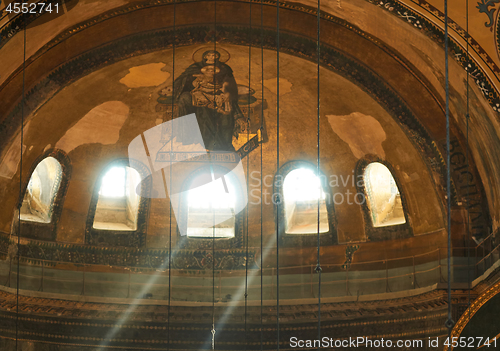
[444,0,454,336]
[167,0,177,349]
[212,188,216,351]
[315,0,322,349]
[212,193,216,350]
[211,195,216,350]
[275,0,281,349]
[260,1,264,350]
[244,2,252,350]
[16,4,28,350]
[211,1,217,349]
[465,0,472,336]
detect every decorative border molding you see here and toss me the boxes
[368,0,500,113]
[496,8,500,62]
[408,0,500,74]
[0,234,255,270]
[445,280,500,351]
[0,285,463,318]
[0,310,448,349]
[0,287,451,349]
[476,0,500,28]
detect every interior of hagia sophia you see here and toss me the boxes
[0,0,500,350]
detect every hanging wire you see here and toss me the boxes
[315,0,322,348]
[16,3,28,350]
[465,0,472,337]
[212,210,216,351]
[211,1,218,349]
[275,0,281,349]
[260,0,265,349]
[244,2,252,350]
[443,0,455,335]
[167,0,177,348]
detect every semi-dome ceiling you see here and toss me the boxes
[0,1,499,350]
[0,0,497,234]
[0,41,448,243]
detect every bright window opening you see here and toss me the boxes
[20,157,62,223]
[283,168,329,234]
[99,166,126,197]
[364,162,406,227]
[93,166,141,231]
[186,172,236,238]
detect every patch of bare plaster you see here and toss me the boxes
[119,63,170,88]
[327,112,386,159]
[56,101,129,152]
[0,122,31,179]
[402,171,420,182]
[160,137,204,153]
[262,78,292,96]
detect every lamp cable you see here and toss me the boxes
[260,0,265,349]
[244,2,252,349]
[167,0,177,348]
[211,1,218,349]
[444,0,455,335]
[465,0,472,339]
[315,0,322,348]
[275,0,281,349]
[16,4,28,351]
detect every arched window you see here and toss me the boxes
[184,168,239,238]
[20,157,63,223]
[283,168,329,234]
[363,162,405,227]
[92,166,142,231]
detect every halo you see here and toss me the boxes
[192,46,230,63]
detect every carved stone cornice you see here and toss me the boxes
[0,287,472,323]
[0,287,452,349]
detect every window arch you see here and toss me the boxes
[20,156,63,223]
[181,165,245,239]
[86,160,150,247]
[362,162,406,227]
[275,161,337,246]
[16,149,71,241]
[92,165,142,231]
[283,168,329,234]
